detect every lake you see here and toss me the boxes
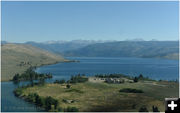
[37,57,179,81]
[1,57,179,112]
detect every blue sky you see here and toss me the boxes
[1,1,179,43]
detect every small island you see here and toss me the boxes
[13,73,179,112]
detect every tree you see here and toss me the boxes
[66,84,71,89]
[45,96,53,111]
[152,106,159,112]
[39,77,45,85]
[58,107,63,112]
[13,73,20,81]
[66,107,79,112]
[35,94,44,106]
[13,80,20,88]
[133,77,138,82]
[59,79,66,84]
[139,106,148,112]
[45,96,59,111]
[138,74,143,79]
[54,100,59,109]
[54,79,66,84]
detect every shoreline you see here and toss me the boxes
[1,59,79,82]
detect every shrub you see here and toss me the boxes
[13,88,23,97]
[65,107,79,112]
[58,107,63,112]
[68,75,88,83]
[139,106,148,112]
[35,95,44,106]
[45,96,59,111]
[133,77,138,82]
[66,84,71,89]
[138,74,143,79]
[152,106,160,112]
[119,88,143,93]
[54,79,66,84]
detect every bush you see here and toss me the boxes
[139,106,148,112]
[35,95,44,107]
[27,93,38,102]
[54,79,66,84]
[95,73,128,78]
[13,88,23,97]
[138,74,143,79]
[45,96,59,111]
[133,77,138,82]
[68,75,88,83]
[119,88,143,93]
[152,106,159,112]
[58,107,63,112]
[65,107,79,112]
[66,84,71,89]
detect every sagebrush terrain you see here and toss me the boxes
[1,44,66,81]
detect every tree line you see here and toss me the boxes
[14,88,79,112]
[54,74,88,84]
[12,67,52,82]
[12,67,52,86]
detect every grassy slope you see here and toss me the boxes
[22,81,178,112]
[1,44,67,81]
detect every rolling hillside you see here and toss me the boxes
[64,41,179,60]
[1,44,67,81]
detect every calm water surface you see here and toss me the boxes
[37,57,179,81]
[1,57,179,112]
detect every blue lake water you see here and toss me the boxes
[37,57,179,81]
[1,57,179,112]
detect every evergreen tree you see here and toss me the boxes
[152,106,159,112]
[139,106,148,112]
[134,77,138,82]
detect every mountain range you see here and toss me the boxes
[2,40,179,60]
[64,41,179,60]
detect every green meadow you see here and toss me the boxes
[20,80,178,112]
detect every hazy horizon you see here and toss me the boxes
[2,38,179,44]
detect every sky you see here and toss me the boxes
[1,1,179,43]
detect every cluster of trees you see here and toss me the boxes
[67,74,88,83]
[95,73,129,79]
[18,92,59,111]
[14,88,79,112]
[133,74,153,82]
[54,74,88,84]
[12,67,53,87]
[138,105,159,112]
[13,88,23,97]
[65,107,79,112]
[159,79,179,83]
[12,67,52,82]
[119,88,144,93]
[54,79,66,84]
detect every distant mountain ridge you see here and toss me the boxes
[1,40,179,60]
[25,40,112,54]
[63,41,179,60]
